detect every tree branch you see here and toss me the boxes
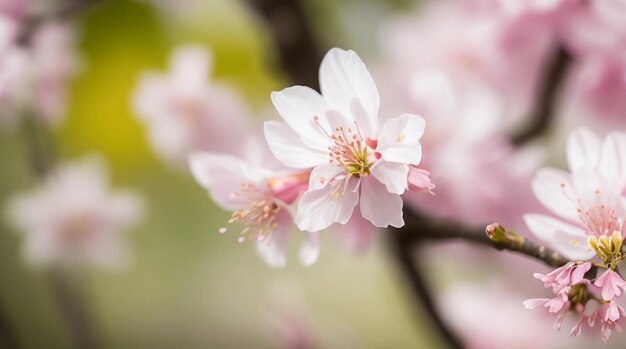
[247,0,323,89]
[511,45,571,146]
[399,212,570,268]
[388,236,464,349]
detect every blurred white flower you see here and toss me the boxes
[133,45,251,166]
[189,152,318,268]
[6,157,144,268]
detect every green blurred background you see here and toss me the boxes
[0,0,442,348]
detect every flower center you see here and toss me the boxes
[577,202,622,237]
[314,116,373,177]
[224,183,281,243]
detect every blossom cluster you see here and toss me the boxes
[524,129,626,342]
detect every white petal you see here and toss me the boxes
[532,168,579,223]
[377,114,425,165]
[188,153,267,210]
[264,121,328,169]
[523,214,593,260]
[600,132,626,188]
[296,180,359,232]
[271,86,331,151]
[255,211,292,268]
[309,164,344,191]
[370,161,409,195]
[359,176,404,228]
[567,127,601,173]
[299,231,320,266]
[319,48,379,131]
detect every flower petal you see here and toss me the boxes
[295,179,359,232]
[567,127,601,173]
[264,121,328,169]
[377,114,425,165]
[271,86,331,151]
[524,214,594,261]
[299,231,320,266]
[308,164,344,191]
[189,153,267,210]
[359,176,404,228]
[370,161,409,195]
[255,211,292,268]
[531,168,579,223]
[319,48,379,132]
[599,132,626,189]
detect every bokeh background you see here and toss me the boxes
[1,0,625,348]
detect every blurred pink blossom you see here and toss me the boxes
[189,152,319,268]
[266,48,428,232]
[378,2,547,231]
[133,45,250,165]
[441,282,556,349]
[0,21,79,126]
[5,157,144,268]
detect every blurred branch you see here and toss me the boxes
[0,299,22,349]
[388,238,464,349]
[18,0,103,46]
[47,272,99,349]
[20,112,56,178]
[247,0,323,89]
[511,46,571,146]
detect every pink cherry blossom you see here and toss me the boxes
[533,261,591,293]
[594,269,626,301]
[594,301,626,342]
[265,48,427,231]
[524,127,626,260]
[189,152,318,268]
[133,45,250,165]
[5,157,144,268]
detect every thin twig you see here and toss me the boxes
[400,212,570,268]
[511,46,571,146]
[47,272,99,349]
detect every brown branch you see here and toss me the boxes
[399,212,570,268]
[247,0,323,89]
[511,45,571,146]
[388,236,464,349]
